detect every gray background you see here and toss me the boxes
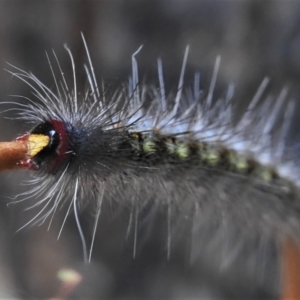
[0,1,299,298]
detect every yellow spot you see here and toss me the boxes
[57,268,82,285]
[143,140,156,154]
[28,134,49,157]
[229,152,248,171]
[200,147,219,166]
[236,159,248,171]
[131,133,139,139]
[259,169,272,182]
[206,152,219,166]
[176,143,189,159]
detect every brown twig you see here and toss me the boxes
[282,237,300,300]
[0,140,28,172]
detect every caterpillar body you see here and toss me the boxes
[4,35,300,298]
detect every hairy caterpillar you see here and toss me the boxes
[3,34,300,298]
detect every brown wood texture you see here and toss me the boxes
[282,238,300,300]
[0,141,28,171]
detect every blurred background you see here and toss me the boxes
[0,0,299,298]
